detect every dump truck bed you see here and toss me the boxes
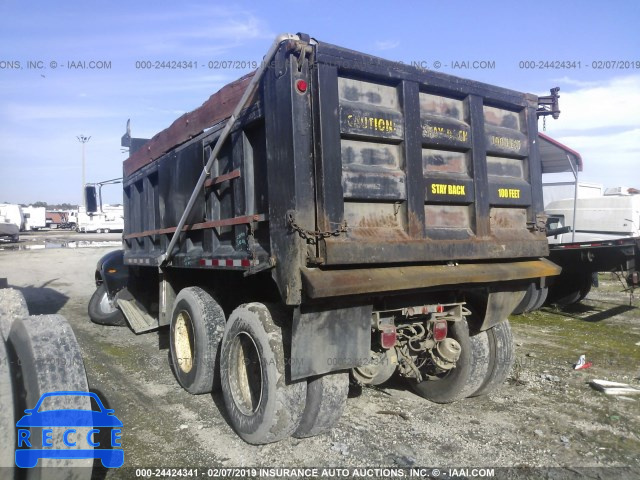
[122,36,553,305]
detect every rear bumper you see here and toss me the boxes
[301,258,561,299]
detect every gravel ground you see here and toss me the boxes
[0,236,639,479]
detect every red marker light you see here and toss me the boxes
[380,325,397,349]
[296,79,308,93]
[433,320,448,342]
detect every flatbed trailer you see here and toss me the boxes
[88,33,561,444]
[512,135,639,312]
[545,237,639,305]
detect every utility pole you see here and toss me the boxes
[77,135,91,208]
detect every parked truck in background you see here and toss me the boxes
[45,210,68,229]
[513,134,640,312]
[88,33,561,444]
[22,206,46,231]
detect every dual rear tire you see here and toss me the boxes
[412,317,515,403]
[512,283,549,314]
[169,296,349,444]
[169,287,226,395]
[168,288,515,442]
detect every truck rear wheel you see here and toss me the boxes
[530,287,549,311]
[548,273,593,307]
[352,349,396,386]
[170,287,225,395]
[8,314,90,403]
[88,284,126,326]
[513,284,549,314]
[0,338,15,469]
[471,320,515,397]
[512,283,535,315]
[577,276,593,302]
[7,315,93,473]
[412,320,490,404]
[0,287,29,339]
[294,372,349,438]
[220,303,306,444]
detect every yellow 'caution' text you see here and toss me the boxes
[346,114,396,133]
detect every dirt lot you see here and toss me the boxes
[1,234,639,478]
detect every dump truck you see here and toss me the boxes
[88,33,561,444]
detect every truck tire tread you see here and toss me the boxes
[530,287,549,312]
[170,287,226,395]
[7,314,92,472]
[512,284,535,315]
[0,338,15,468]
[294,371,349,438]
[220,303,306,444]
[0,287,29,340]
[471,320,515,397]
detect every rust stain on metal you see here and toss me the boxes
[483,105,521,129]
[425,205,470,229]
[419,93,464,121]
[124,214,267,240]
[408,211,422,238]
[302,259,561,299]
[348,212,407,241]
[357,213,397,229]
[490,208,527,230]
[423,149,468,175]
[204,168,241,189]
[124,71,258,177]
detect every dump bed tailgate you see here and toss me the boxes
[311,43,547,265]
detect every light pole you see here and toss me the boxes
[77,135,91,208]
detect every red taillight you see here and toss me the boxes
[380,325,396,349]
[433,320,448,342]
[436,305,444,313]
[296,79,308,93]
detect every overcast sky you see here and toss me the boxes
[1,0,638,205]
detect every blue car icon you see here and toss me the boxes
[15,391,123,468]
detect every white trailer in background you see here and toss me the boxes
[546,190,640,243]
[0,204,24,231]
[77,178,124,233]
[22,206,47,231]
[0,204,22,242]
[77,205,124,233]
[543,182,603,208]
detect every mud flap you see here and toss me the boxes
[468,290,527,331]
[291,305,372,381]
